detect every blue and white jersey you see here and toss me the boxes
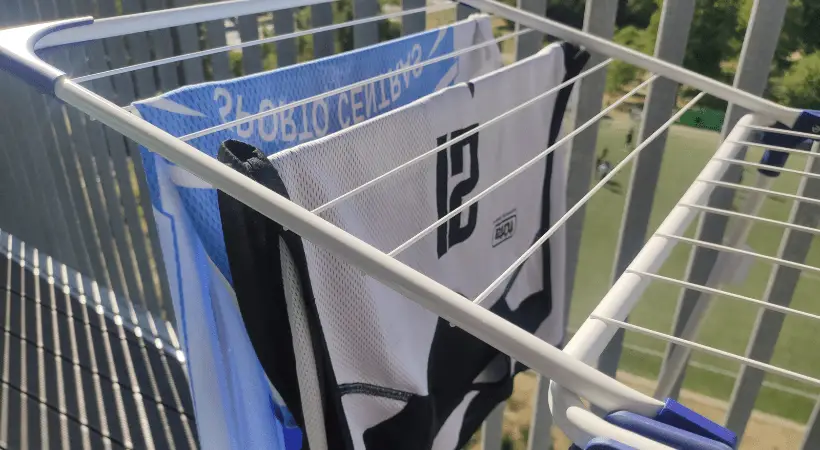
[130,17,502,450]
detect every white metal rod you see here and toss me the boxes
[700,179,820,207]
[713,157,820,181]
[37,0,333,49]
[729,140,820,157]
[390,74,656,257]
[182,29,532,142]
[458,0,800,126]
[71,3,455,84]
[629,270,820,323]
[681,202,820,237]
[314,58,614,215]
[473,91,704,306]
[658,233,820,275]
[590,315,820,388]
[55,77,659,417]
[560,114,757,364]
[743,124,820,142]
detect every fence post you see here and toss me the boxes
[654,0,788,402]
[143,0,184,90]
[803,395,820,449]
[723,143,820,441]
[597,0,695,385]
[119,0,179,322]
[457,3,472,21]
[402,0,426,35]
[526,1,618,447]
[353,0,380,48]
[170,0,207,85]
[481,403,505,450]
[202,10,233,81]
[312,2,335,58]
[238,12,264,74]
[274,9,298,67]
[515,0,546,60]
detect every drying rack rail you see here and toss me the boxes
[2,0,820,448]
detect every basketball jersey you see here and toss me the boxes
[217,42,588,449]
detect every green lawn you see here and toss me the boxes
[568,116,820,423]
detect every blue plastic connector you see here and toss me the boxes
[759,110,820,177]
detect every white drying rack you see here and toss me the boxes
[2,0,820,448]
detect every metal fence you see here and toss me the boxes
[0,0,816,448]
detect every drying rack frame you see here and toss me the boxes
[2,0,820,448]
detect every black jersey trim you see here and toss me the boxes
[217,140,354,450]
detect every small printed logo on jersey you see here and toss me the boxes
[492,211,517,247]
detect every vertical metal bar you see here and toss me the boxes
[563,0,618,343]
[2,21,80,272]
[238,13,264,74]
[655,0,788,401]
[525,375,553,450]
[28,81,102,283]
[78,0,150,308]
[527,1,617,445]
[802,396,820,450]
[722,0,788,137]
[274,9,298,67]
[401,0,425,35]
[0,34,39,254]
[598,0,695,382]
[85,8,155,314]
[311,2,335,58]
[119,0,177,323]
[34,0,97,277]
[4,0,70,258]
[67,0,134,302]
[0,6,44,251]
[143,0,183,92]
[169,0,207,86]
[724,144,820,440]
[94,0,171,319]
[0,79,42,250]
[353,0,380,48]
[457,3,472,21]
[515,0,546,60]
[203,13,233,81]
[481,403,505,450]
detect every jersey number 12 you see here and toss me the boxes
[436,124,480,258]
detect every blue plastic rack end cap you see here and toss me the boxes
[606,410,733,450]
[583,437,636,449]
[654,398,737,448]
[760,110,820,177]
[0,17,94,95]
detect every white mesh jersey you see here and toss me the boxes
[219,42,588,450]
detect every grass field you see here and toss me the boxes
[423,7,820,425]
[569,115,820,424]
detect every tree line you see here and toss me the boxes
[243,0,819,110]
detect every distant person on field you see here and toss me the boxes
[625,127,635,149]
[596,148,613,180]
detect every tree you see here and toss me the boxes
[680,0,742,81]
[616,0,658,29]
[771,52,820,109]
[606,25,653,93]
